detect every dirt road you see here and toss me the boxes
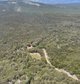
[42,48,79,81]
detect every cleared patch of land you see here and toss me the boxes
[30,53,42,60]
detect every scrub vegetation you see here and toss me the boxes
[0,1,80,84]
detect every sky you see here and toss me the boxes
[34,0,80,4]
[0,0,80,4]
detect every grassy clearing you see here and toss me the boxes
[30,53,42,60]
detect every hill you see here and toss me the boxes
[0,2,80,84]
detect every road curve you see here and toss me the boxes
[42,48,79,81]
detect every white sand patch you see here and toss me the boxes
[16,7,22,12]
[27,45,33,50]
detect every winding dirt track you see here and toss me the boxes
[42,48,79,81]
[42,49,53,67]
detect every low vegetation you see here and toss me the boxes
[0,2,80,84]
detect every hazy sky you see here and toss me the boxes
[35,0,80,4]
[0,0,80,4]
